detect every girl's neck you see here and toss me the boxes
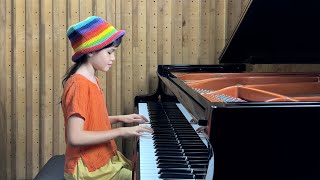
[76,62,97,82]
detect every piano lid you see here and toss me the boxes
[219,0,320,64]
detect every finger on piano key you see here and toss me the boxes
[138,103,150,122]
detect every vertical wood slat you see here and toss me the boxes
[156,0,163,65]
[199,0,211,65]
[208,0,217,64]
[5,1,13,174]
[215,0,227,60]
[44,0,54,167]
[188,0,200,64]
[131,0,139,98]
[10,0,17,179]
[39,0,45,170]
[31,0,40,175]
[25,0,33,178]
[15,0,27,178]
[66,0,80,69]
[52,0,60,156]
[161,0,171,65]
[182,1,190,64]
[136,0,147,96]
[147,0,158,93]
[171,0,183,64]
[79,0,92,20]
[0,0,7,179]
[121,0,133,114]
[59,0,67,154]
[5,0,12,178]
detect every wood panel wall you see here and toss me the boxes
[1,0,319,179]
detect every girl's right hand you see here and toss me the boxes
[120,125,153,137]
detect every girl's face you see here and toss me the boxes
[89,47,117,72]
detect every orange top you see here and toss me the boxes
[62,74,117,174]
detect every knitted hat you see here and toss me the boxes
[67,16,126,62]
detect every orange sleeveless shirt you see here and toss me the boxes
[62,74,117,174]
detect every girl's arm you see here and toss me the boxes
[109,114,148,124]
[67,115,152,146]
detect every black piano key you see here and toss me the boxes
[195,174,207,179]
[158,168,192,174]
[159,173,195,179]
[157,161,188,165]
[157,163,189,168]
[180,142,207,147]
[181,145,208,150]
[153,138,178,142]
[157,159,187,164]
[155,148,182,152]
[156,152,184,156]
[192,168,208,174]
[190,163,209,169]
[153,137,177,140]
[184,151,209,157]
[153,140,179,144]
[154,141,179,144]
[175,137,202,141]
[156,156,186,161]
[154,144,180,148]
[188,159,209,164]
[187,156,209,161]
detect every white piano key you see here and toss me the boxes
[138,103,161,180]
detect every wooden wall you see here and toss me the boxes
[1,0,319,179]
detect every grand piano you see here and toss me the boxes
[134,0,320,179]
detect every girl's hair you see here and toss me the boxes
[62,37,123,87]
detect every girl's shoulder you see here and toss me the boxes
[64,74,92,90]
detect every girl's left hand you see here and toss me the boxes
[120,114,149,124]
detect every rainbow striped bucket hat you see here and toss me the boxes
[67,16,125,62]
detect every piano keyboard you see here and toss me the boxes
[138,102,210,180]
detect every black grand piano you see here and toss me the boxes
[134,0,320,180]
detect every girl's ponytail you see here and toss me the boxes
[62,56,86,87]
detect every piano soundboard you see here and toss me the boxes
[136,102,212,180]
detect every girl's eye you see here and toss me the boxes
[108,52,112,55]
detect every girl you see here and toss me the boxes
[62,16,153,180]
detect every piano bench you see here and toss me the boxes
[34,155,65,180]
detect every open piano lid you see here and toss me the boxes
[219,0,320,64]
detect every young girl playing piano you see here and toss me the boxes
[62,16,153,180]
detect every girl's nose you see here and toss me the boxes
[110,53,116,61]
